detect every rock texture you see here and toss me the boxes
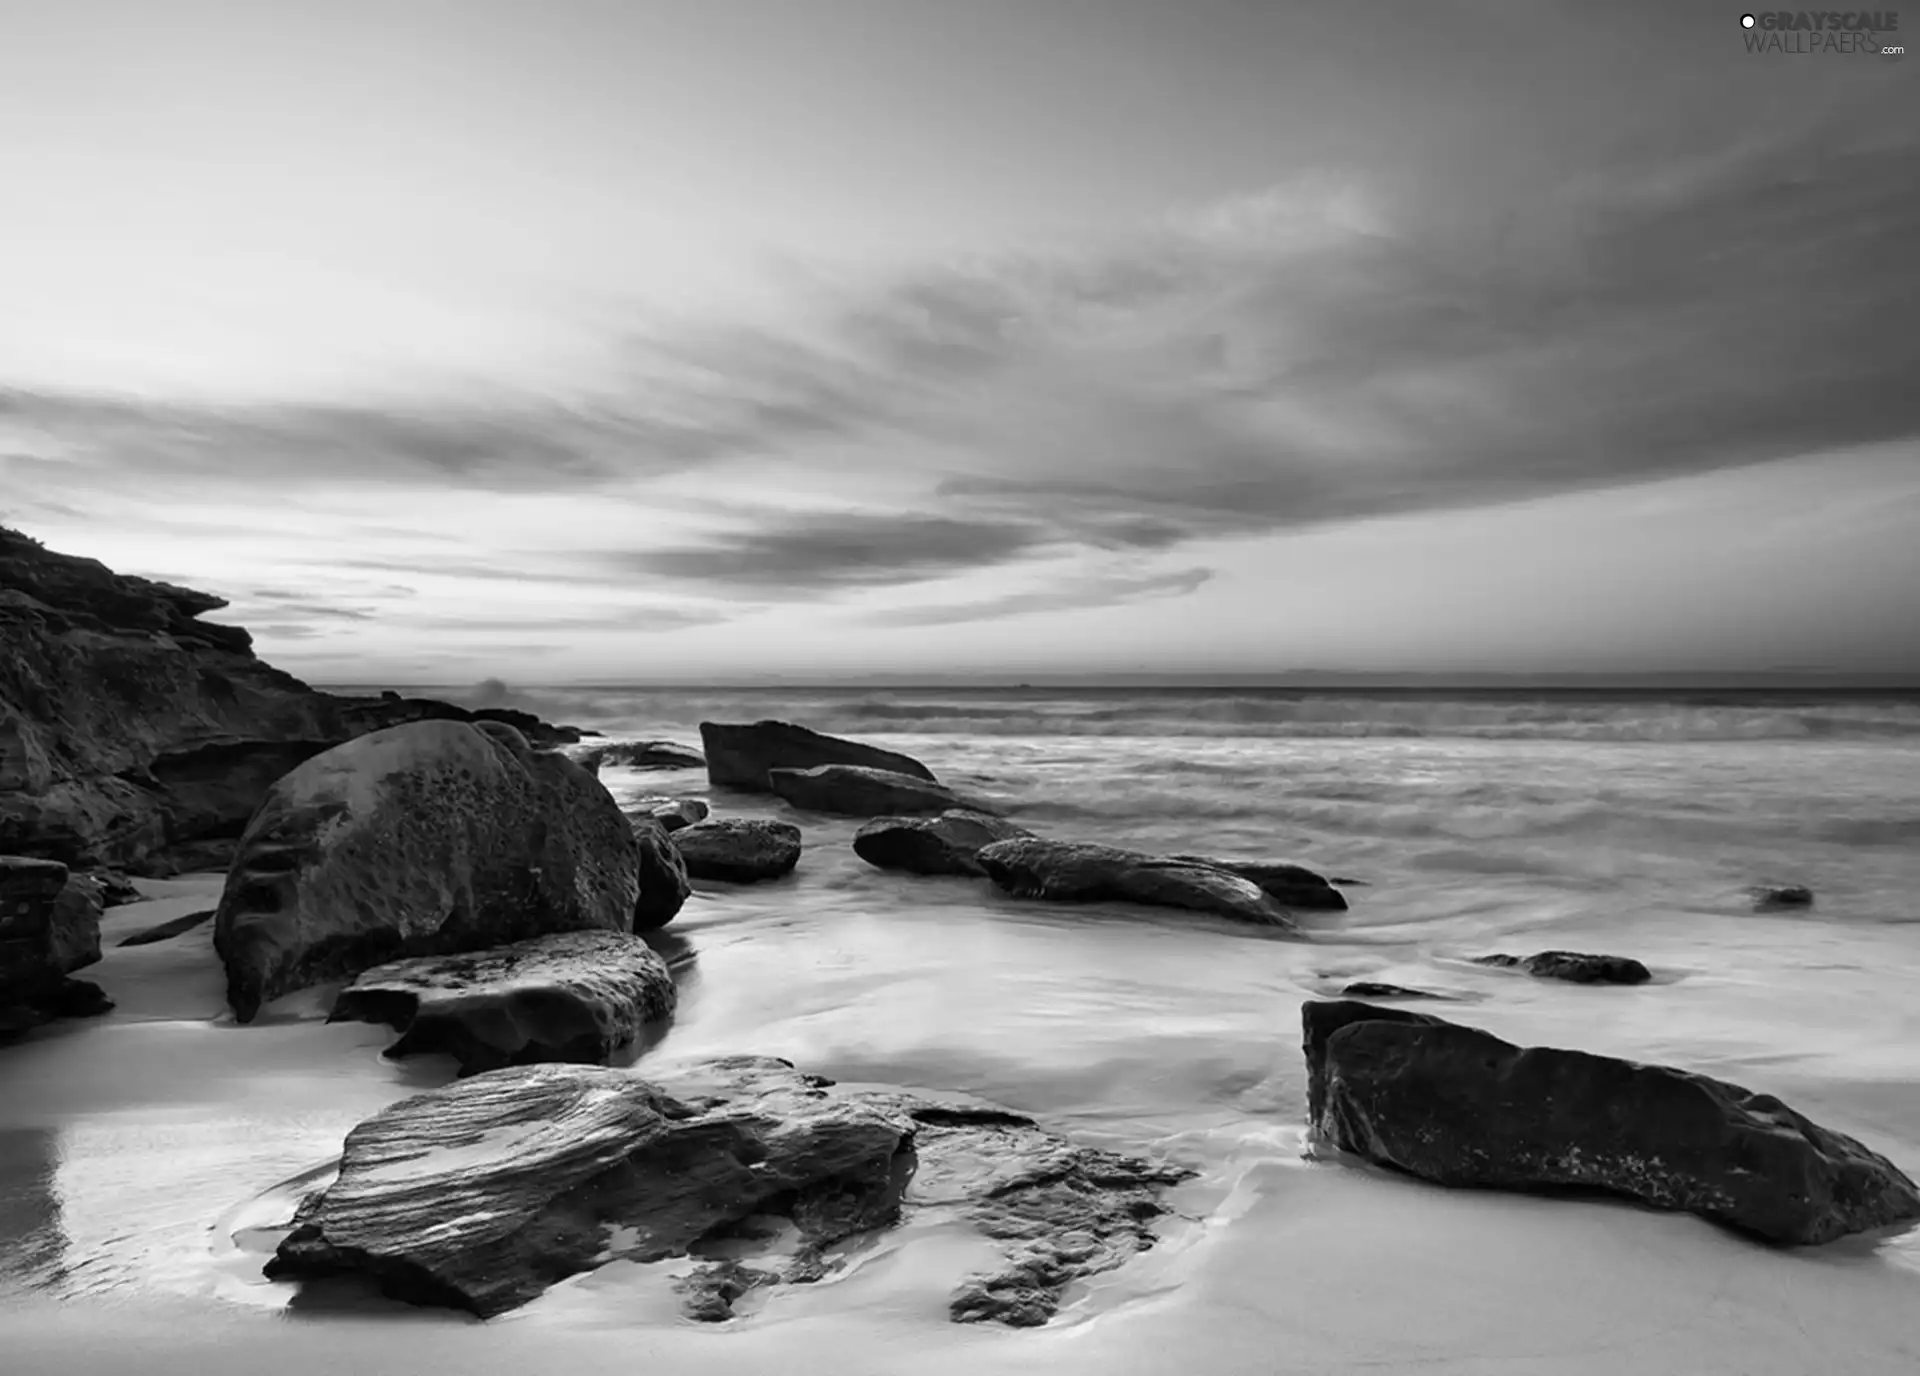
[853,810,1034,877]
[1,526,581,875]
[769,764,998,818]
[213,720,640,1023]
[671,819,803,884]
[976,838,1293,928]
[575,740,705,773]
[628,797,708,832]
[1302,999,1920,1246]
[1473,950,1651,985]
[265,1057,1191,1323]
[328,930,676,1076]
[1,856,110,1032]
[700,720,935,792]
[1168,856,1348,911]
[628,815,691,929]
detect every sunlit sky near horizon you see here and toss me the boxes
[2,0,1917,682]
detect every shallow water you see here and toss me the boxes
[4,688,1920,1372]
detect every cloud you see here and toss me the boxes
[867,565,1214,627]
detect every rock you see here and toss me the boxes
[81,869,143,907]
[1473,950,1651,985]
[769,764,998,818]
[700,720,935,792]
[1168,855,1348,910]
[0,526,583,875]
[626,797,709,832]
[213,720,640,1023]
[265,1057,1191,1323]
[671,819,802,884]
[1301,999,1920,1246]
[629,816,691,930]
[1750,884,1814,911]
[575,740,705,773]
[117,907,216,947]
[853,810,1034,877]
[1,858,110,1033]
[328,930,676,1076]
[976,838,1293,928]
[1339,981,1456,1001]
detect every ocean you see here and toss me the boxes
[4,686,1919,1374]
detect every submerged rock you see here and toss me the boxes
[1,857,109,1032]
[1750,884,1815,911]
[671,819,803,883]
[117,907,215,947]
[265,1057,1192,1323]
[628,815,691,930]
[1302,999,1920,1245]
[628,797,709,832]
[853,810,1034,877]
[976,838,1293,928]
[213,720,640,1023]
[1339,981,1457,1001]
[700,720,935,792]
[1168,856,1348,910]
[328,930,676,1076]
[769,764,997,818]
[575,740,706,773]
[1473,950,1651,985]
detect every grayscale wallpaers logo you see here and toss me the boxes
[1740,10,1906,57]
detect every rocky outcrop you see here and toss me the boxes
[575,740,705,773]
[213,720,639,1023]
[0,527,581,876]
[626,797,709,832]
[1,856,110,1032]
[853,810,1034,877]
[768,764,998,818]
[1302,1000,1920,1246]
[1473,950,1651,985]
[700,720,935,792]
[264,1057,1191,1323]
[1168,856,1347,911]
[629,816,691,929]
[328,930,676,1076]
[976,838,1293,928]
[671,819,802,884]
[1750,884,1814,911]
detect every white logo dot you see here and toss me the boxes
[1741,13,1756,26]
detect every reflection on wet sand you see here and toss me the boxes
[0,1127,62,1292]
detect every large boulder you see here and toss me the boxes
[976,838,1293,928]
[700,720,934,792]
[328,930,676,1076]
[768,764,997,818]
[629,815,691,929]
[671,819,802,884]
[1473,950,1651,985]
[575,740,705,773]
[1,856,110,1032]
[853,810,1034,877]
[1168,855,1347,911]
[213,720,640,1023]
[1301,1000,1920,1246]
[264,1056,1191,1323]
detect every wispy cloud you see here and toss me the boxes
[867,565,1215,627]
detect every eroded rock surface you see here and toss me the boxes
[769,764,997,818]
[1473,950,1651,985]
[576,740,706,772]
[328,930,676,1075]
[1302,999,1920,1245]
[700,720,934,792]
[214,720,640,1022]
[265,1057,1192,1324]
[671,819,802,884]
[976,838,1293,928]
[853,810,1034,877]
[1,857,109,1033]
[1168,856,1348,910]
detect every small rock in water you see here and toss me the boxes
[1749,884,1814,911]
[574,740,706,773]
[1340,981,1457,1001]
[701,720,936,792]
[769,764,997,818]
[1473,950,1651,985]
[853,810,1034,877]
[671,819,803,883]
[328,930,676,1076]
[1168,855,1348,910]
[628,797,709,832]
[976,837,1294,928]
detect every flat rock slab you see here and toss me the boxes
[976,838,1293,928]
[1168,855,1348,911]
[1301,999,1920,1246]
[701,720,935,792]
[117,907,215,947]
[853,810,1034,877]
[575,741,706,772]
[769,764,998,818]
[1473,950,1651,984]
[265,1057,1192,1324]
[329,930,676,1076]
[671,819,802,884]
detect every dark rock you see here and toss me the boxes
[1339,981,1456,1001]
[1300,999,1920,1246]
[328,930,676,1076]
[1749,884,1814,911]
[82,869,144,907]
[700,720,935,792]
[1168,855,1348,910]
[1473,950,1651,985]
[626,797,709,832]
[976,838,1293,928]
[213,720,640,1023]
[629,816,691,930]
[264,1057,1191,1323]
[117,907,216,947]
[1,857,108,1033]
[575,740,705,773]
[1328,876,1368,887]
[853,810,1034,877]
[768,764,997,818]
[671,819,802,884]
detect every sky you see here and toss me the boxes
[1,0,1916,684]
